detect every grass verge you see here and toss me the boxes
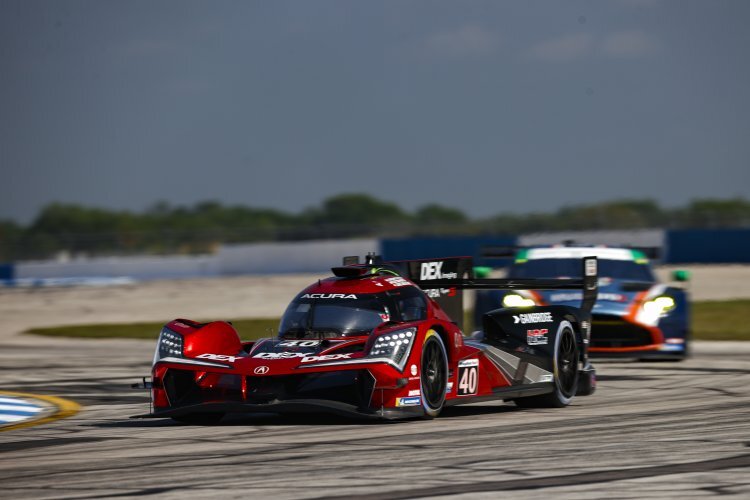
[23,300,750,341]
[691,299,750,341]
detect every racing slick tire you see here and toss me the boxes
[420,330,448,419]
[515,323,579,409]
[171,412,225,425]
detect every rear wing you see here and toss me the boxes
[411,256,599,329]
[342,254,597,330]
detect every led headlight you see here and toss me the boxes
[637,295,676,326]
[155,327,184,361]
[642,296,676,315]
[502,293,536,308]
[368,327,416,371]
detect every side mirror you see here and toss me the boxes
[672,270,690,282]
[473,266,492,279]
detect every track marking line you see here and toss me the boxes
[0,391,81,432]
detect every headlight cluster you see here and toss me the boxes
[368,327,416,371]
[502,293,536,308]
[642,296,676,315]
[157,328,183,359]
[637,295,676,326]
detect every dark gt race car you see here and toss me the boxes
[136,254,598,423]
[476,246,690,360]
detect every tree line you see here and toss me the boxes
[1,194,749,261]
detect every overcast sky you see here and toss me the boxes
[2,0,749,223]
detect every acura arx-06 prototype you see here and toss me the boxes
[136,254,599,423]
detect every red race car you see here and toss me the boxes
[136,254,598,423]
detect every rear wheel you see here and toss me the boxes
[515,324,579,408]
[171,412,224,425]
[420,330,448,418]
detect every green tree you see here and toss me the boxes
[0,220,23,261]
[678,198,750,228]
[415,204,468,225]
[313,193,410,226]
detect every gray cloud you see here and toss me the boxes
[420,25,500,59]
[527,31,660,62]
[600,31,661,58]
[526,33,593,62]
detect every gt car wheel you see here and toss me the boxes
[171,412,224,425]
[515,322,579,409]
[420,330,448,418]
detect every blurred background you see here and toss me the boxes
[1,0,749,282]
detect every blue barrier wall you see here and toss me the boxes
[666,229,750,264]
[0,263,13,281]
[381,236,517,267]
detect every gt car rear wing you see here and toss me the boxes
[481,244,660,261]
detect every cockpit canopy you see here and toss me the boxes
[278,287,428,339]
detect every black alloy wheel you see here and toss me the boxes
[557,327,579,399]
[420,331,448,418]
[515,325,579,409]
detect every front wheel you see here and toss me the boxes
[515,323,579,408]
[420,330,448,418]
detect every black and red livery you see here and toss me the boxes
[137,254,598,422]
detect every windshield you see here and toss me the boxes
[508,258,655,282]
[279,294,391,338]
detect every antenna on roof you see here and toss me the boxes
[365,253,383,266]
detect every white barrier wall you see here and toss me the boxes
[217,239,380,275]
[16,255,220,281]
[14,239,381,280]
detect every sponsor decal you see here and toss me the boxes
[513,312,553,324]
[582,321,591,344]
[585,258,597,277]
[527,328,549,346]
[659,344,684,351]
[419,261,458,280]
[301,293,357,299]
[277,340,320,347]
[196,353,238,363]
[254,366,269,375]
[458,358,479,368]
[446,382,454,394]
[301,353,352,363]
[396,396,421,407]
[540,374,554,383]
[424,288,457,299]
[408,389,421,397]
[454,332,462,348]
[550,292,625,302]
[253,352,306,359]
[410,364,418,376]
[379,313,391,322]
[384,277,411,288]
[457,362,478,396]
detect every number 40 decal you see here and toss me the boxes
[457,359,479,396]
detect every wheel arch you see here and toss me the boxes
[425,323,453,365]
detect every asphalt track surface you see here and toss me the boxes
[1,337,749,499]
